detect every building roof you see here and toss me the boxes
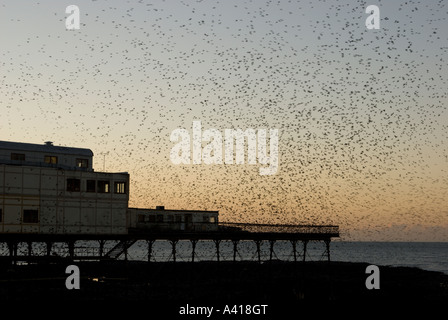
[0,140,93,157]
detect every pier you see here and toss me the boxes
[0,222,339,265]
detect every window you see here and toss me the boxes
[175,215,182,223]
[97,180,110,193]
[23,209,39,223]
[137,214,145,223]
[44,155,58,164]
[114,182,126,194]
[156,215,164,223]
[0,209,2,223]
[210,216,216,224]
[167,215,174,223]
[76,158,88,168]
[203,215,210,223]
[148,215,156,223]
[67,179,81,192]
[86,180,96,192]
[11,153,25,161]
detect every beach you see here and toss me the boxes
[1,260,447,311]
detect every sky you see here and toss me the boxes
[0,0,447,241]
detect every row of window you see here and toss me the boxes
[0,209,216,225]
[0,209,38,223]
[67,178,126,194]
[137,214,216,223]
[10,153,88,168]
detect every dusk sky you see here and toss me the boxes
[1,0,447,241]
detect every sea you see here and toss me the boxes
[122,240,448,275]
[4,240,446,275]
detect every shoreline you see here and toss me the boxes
[1,260,447,305]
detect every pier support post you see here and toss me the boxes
[290,240,297,262]
[214,239,221,262]
[98,240,105,258]
[232,240,239,262]
[269,240,276,261]
[255,240,262,263]
[8,241,17,265]
[303,240,308,262]
[170,239,178,262]
[124,243,129,261]
[46,241,52,258]
[190,239,198,262]
[27,241,32,259]
[324,239,331,262]
[67,240,75,260]
[147,240,155,263]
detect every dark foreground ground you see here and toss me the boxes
[1,260,447,314]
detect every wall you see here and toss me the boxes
[127,207,219,232]
[0,164,129,234]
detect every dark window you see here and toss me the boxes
[114,182,126,194]
[148,215,156,223]
[44,155,58,164]
[156,215,164,223]
[67,179,81,192]
[175,215,182,223]
[76,158,88,168]
[86,180,96,192]
[11,153,25,161]
[97,180,110,193]
[0,209,2,223]
[23,209,39,223]
[203,215,210,223]
[137,214,145,223]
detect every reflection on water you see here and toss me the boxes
[123,240,448,274]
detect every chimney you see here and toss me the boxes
[44,141,53,146]
[156,206,165,210]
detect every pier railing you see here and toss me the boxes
[218,222,339,235]
[131,221,339,236]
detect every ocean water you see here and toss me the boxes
[332,242,448,275]
[4,240,445,275]
[123,240,448,275]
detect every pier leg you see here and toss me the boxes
[147,240,155,263]
[46,241,52,257]
[290,240,297,262]
[255,240,262,264]
[124,244,128,261]
[27,241,32,259]
[325,239,331,262]
[98,240,105,258]
[269,240,276,261]
[68,241,75,260]
[214,239,221,262]
[191,239,198,262]
[232,240,239,262]
[170,239,178,262]
[303,240,308,262]
[8,241,17,265]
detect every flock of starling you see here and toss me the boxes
[1,0,447,240]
